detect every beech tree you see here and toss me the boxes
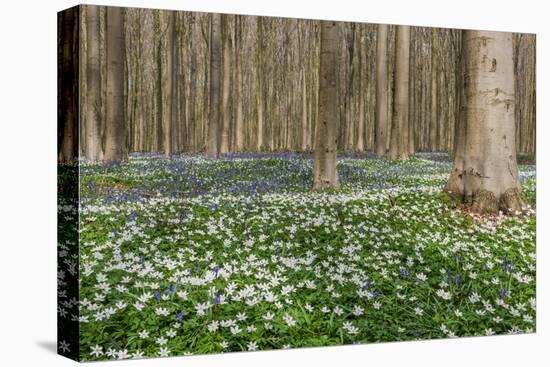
[313,20,340,190]
[445,30,526,214]
[163,11,175,157]
[104,6,127,163]
[58,7,78,163]
[375,24,388,157]
[429,29,438,152]
[84,5,103,162]
[255,17,264,151]
[233,15,244,152]
[388,25,410,160]
[220,15,231,154]
[207,13,222,158]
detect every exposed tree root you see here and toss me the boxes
[444,187,529,217]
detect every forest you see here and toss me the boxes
[57,5,536,361]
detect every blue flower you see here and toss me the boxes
[167,284,175,295]
[361,279,373,290]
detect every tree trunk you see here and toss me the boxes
[445,30,526,215]
[58,7,79,163]
[430,29,438,152]
[408,27,415,156]
[164,11,175,157]
[313,20,340,190]
[375,24,388,157]
[207,13,221,158]
[388,25,410,160]
[255,18,264,151]
[104,7,126,163]
[356,26,365,151]
[220,15,231,155]
[234,16,244,152]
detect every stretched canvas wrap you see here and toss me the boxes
[57,4,537,362]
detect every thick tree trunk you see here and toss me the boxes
[375,24,388,157]
[445,30,526,215]
[207,13,221,158]
[313,20,340,190]
[104,7,126,163]
[388,25,410,160]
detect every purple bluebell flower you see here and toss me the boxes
[167,284,175,295]
[154,291,161,301]
[177,311,184,322]
[361,279,373,290]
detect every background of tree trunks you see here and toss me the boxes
[61,6,536,163]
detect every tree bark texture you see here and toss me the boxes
[445,30,526,215]
[313,20,340,190]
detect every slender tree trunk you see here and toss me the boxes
[164,11,175,157]
[58,7,79,163]
[86,6,108,162]
[207,13,221,158]
[356,26,365,151]
[313,20,340,190]
[408,27,415,155]
[104,7,126,163]
[189,16,198,151]
[234,16,244,152]
[445,30,525,214]
[430,29,438,152]
[255,18,264,151]
[220,15,231,154]
[375,24,388,157]
[388,25,410,160]
[153,11,163,153]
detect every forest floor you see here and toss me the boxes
[63,152,536,360]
